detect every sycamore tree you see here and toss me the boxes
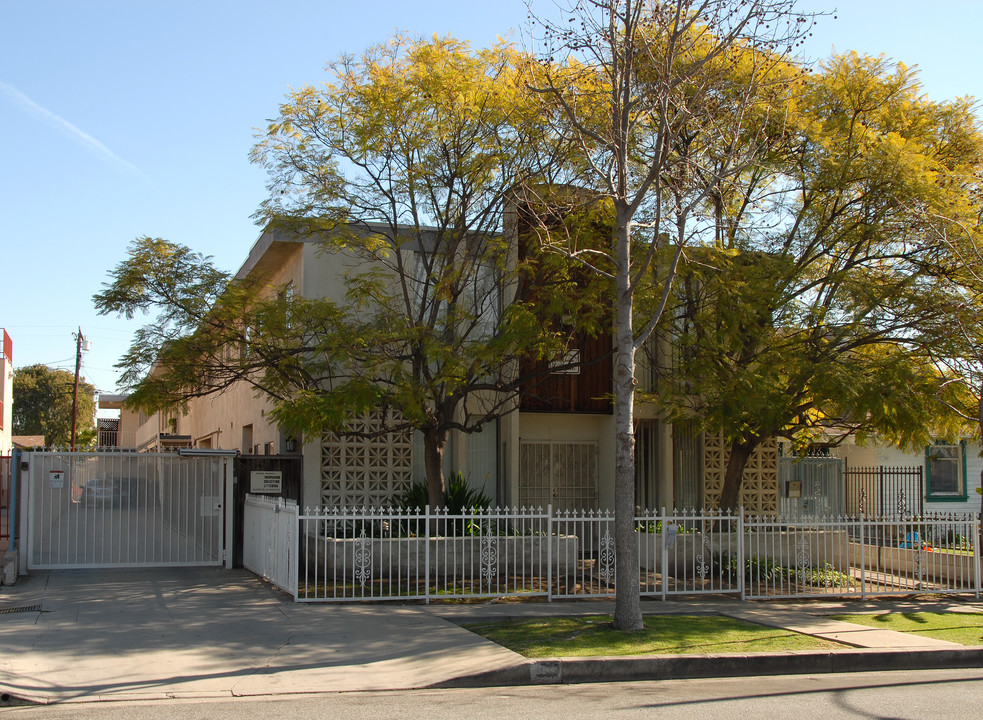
[13,364,97,449]
[649,53,982,510]
[96,35,596,509]
[523,0,811,630]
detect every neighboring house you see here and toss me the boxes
[95,394,140,449]
[11,435,45,450]
[0,329,12,456]
[772,436,983,521]
[836,438,983,516]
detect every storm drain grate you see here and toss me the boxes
[0,604,42,615]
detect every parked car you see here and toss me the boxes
[82,478,116,506]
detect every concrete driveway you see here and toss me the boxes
[0,568,522,703]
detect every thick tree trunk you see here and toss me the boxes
[423,427,448,510]
[717,439,759,513]
[613,217,643,632]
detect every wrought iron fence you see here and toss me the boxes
[1,454,10,543]
[845,466,924,518]
[242,498,981,602]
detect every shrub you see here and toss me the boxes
[391,473,493,537]
[716,554,854,588]
[392,472,492,512]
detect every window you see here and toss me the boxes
[278,283,295,330]
[925,442,968,501]
[549,349,581,375]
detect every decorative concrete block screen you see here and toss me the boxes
[703,433,779,515]
[320,411,414,508]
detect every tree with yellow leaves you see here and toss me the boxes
[98,35,600,510]
[650,52,983,511]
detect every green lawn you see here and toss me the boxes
[829,612,983,646]
[464,614,844,657]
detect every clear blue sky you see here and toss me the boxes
[2,0,981,398]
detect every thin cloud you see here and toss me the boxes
[0,80,150,181]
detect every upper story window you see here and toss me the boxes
[549,349,581,375]
[925,442,968,501]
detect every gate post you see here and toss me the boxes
[294,506,301,602]
[974,515,981,600]
[860,512,867,601]
[20,451,31,573]
[224,457,235,569]
[547,503,553,602]
[424,505,431,604]
[661,507,668,602]
[738,507,746,601]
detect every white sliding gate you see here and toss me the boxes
[24,450,230,570]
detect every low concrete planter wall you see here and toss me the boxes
[641,531,851,575]
[851,542,979,583]
[305,534,579,578]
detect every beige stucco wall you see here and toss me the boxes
[187,239,306,454]
[116,405,139,448]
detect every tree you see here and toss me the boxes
[96,36,595,509]
[13,364,97,448]
[908,97,983,542]
[523,0,811,630]
[650,53,982,510]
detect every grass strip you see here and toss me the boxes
[829,612,983,646]
[464,614,844,657]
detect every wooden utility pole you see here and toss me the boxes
[70,327,87,451]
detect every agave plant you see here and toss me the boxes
[393,472,491,512]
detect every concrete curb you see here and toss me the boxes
[434,647,983,688]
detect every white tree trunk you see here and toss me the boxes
[613,218,643,631]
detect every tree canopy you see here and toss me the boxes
[522,0,811,630]
[13,364,96,449]
[93,5,983,631]
[96,35,600,509]
[648,51,983,510]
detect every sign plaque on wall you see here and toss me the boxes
[49,471,65,489]
[250,471,283,494]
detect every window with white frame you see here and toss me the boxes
[925,442,967,501]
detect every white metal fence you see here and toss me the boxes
[243,494,297,592]
[25,450,227,569]
[241,498,981,602]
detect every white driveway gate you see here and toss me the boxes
[23,450,231,570]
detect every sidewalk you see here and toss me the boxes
[1,568,982,704]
